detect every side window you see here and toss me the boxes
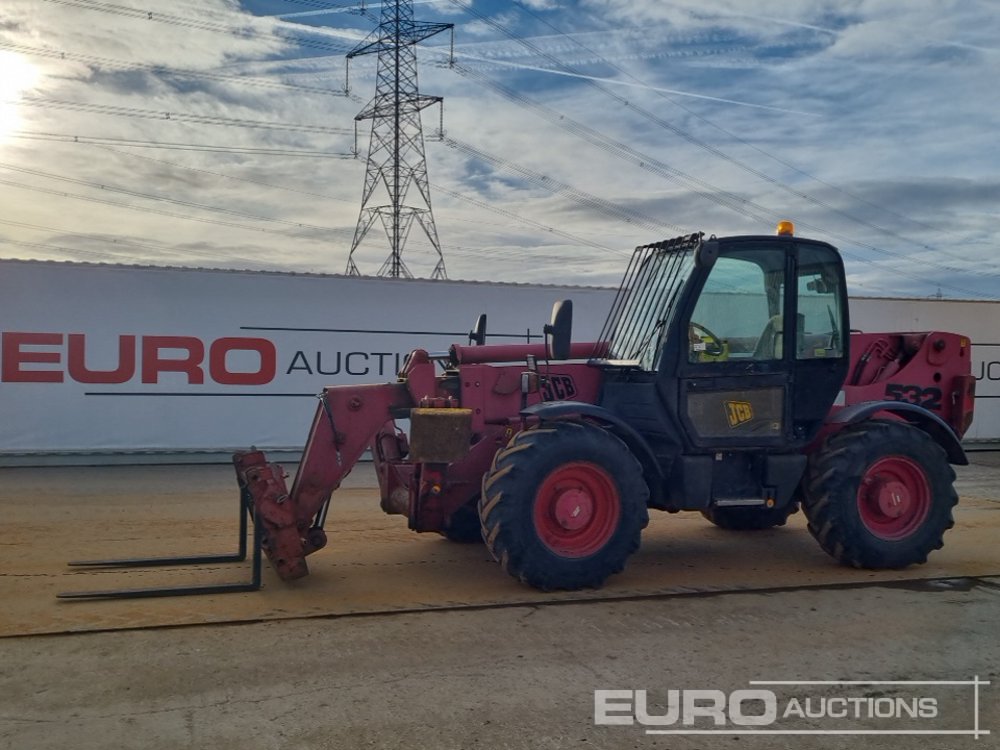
[796,246,844,359]
[688,251,785,362]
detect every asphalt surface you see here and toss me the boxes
[1,454,998,749]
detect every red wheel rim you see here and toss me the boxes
[856,456,931,540]
[533,462,621,558]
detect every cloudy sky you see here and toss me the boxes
[1,0,998,297]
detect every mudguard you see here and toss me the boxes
[827,400,968,465]
[520,400,666,503]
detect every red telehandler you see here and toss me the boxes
[61,224,976,598]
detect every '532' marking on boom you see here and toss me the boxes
[885,383,942,410]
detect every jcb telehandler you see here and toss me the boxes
[62,223,976,598]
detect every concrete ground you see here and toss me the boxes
[1,453,998,749]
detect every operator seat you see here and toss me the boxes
[753,315,784,360]
[753,314,806,360]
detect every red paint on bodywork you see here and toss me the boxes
[233,341,614,581]
[237,329,975,582]
[839,331,974,437]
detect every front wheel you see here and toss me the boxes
[479,422,649,590]
[802,420,957,568]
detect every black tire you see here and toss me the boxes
[701,502,799,531]
[439,502,484,543]
[802,420,957,568]
[479,422,649,590]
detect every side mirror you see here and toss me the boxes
[544,300,573,360]
[468,313,487,346]
[807,278,831,294]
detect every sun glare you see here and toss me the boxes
[0,51,40,144]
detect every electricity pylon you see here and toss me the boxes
[345,0,453,279]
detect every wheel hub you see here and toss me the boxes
[856,456,931,540]
[553,489,593,530]
[533,461,621,558]
[870,478,912,519]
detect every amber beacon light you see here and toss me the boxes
[776,220,795,236]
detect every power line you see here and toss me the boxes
[454,65,771,223]
[443,136,685,235]
[438,49,815,116]
[16,0,996,297]
[10,131,356,158]
[449,0,868,232]
[110,137,631,261]
[431,181,625,256]
[100,143,625,269]
[0,161,349,233]
[92,145,358,203]
[39,0,357,55]
[16,96,353,136]
[17,4,675,261]
[12,133,621,262]
[0,40,350,99]
[454,67,999,299]
[0,217,171,253]
[11,4,664,262]
[264,0,363,13]
[506,0,955,243]
[0,175,349,240]
[446,1,997,295]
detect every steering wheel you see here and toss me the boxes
[689,321,725,356]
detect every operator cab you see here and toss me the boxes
[596,224,850,452]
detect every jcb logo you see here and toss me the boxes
[541,375,578,401]
[725,401,753,428]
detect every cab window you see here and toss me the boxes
[795,246,844,359]
[688,247,786,363]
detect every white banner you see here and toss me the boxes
[0,260,614,454]
[1,259,997,456]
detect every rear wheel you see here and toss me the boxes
[701,502,799,530]
[479,422,649,590]
[802,420,957,568]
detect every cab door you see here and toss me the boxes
[676,241,794,449]
[674,239,848,451]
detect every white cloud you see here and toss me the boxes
[0,0,997,296]
[519,0,563,10]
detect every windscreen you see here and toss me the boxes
[598,234,701,370]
